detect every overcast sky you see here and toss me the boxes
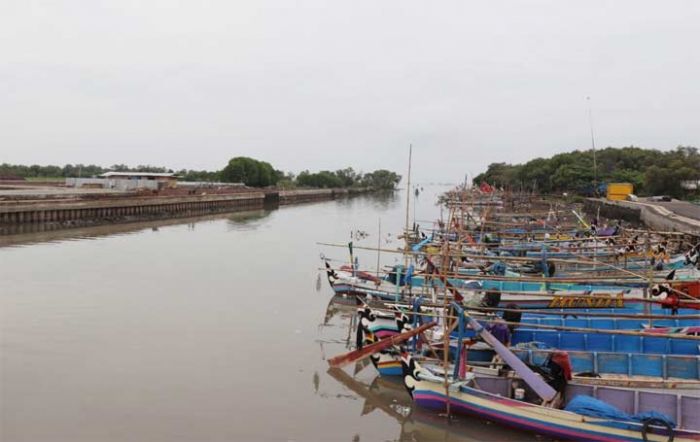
[1,1,698,182]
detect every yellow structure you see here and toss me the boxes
[606,182,633,201]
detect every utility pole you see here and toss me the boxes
[587,96,598,196]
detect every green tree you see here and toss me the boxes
[296,170,343,188]
[220,157,279,187]
[335,167,358,187]
[475,145,700,198]
[360,170,402,190]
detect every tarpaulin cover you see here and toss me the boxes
[565,395,676,428]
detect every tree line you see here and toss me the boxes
[221,157,401,190]
[1,157,402,190]
[473,146,700,198]
[0,163,218,182]
[295,167,401,190]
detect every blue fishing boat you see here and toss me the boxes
[403,363,700,441]
[399,304,700,441]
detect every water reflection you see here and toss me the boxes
[0,209,272,249]
[319,295,543,442]
[225,209,272,231]
[325,368,536,442]
[4,187,530,441]
[321,295,359,326]
[0,191,401,249]
[356,190,401,212]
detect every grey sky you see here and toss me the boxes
[1,1,698,182]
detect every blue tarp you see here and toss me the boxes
[565,395,675,428]
[411,235,433,252]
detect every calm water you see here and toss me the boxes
[1,188,536,442]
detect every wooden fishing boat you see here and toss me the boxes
[398,303,700,441]
[320,183,700,440]
[323,311,700,441]
[331,297,700,385]
[324,255,700,312]
[507,328,697,355]
[326,368,544,442]
[462,344,700,382]
[402,361,700,441]
[324,261,678,310]
[353,304,413,376]
[328,366,700,442]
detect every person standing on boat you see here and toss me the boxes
[486,316,510,370]
[487,318,510,346]
[541,351,572,409]
[590,217,598,236]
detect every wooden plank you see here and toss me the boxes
[327,322,437,368]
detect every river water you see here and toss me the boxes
[1,188,536,442]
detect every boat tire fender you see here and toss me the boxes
[641,418,674,442]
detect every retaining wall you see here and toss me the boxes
[0,192,264,232]
[0,187,379,233]
[584,198,700,234]
[276,188,369,204]
[278,189,335,204]
[583,199,642,224]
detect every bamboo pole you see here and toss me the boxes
[376,217,381,279]
[441,205,455,418]
[318,259,680,285]
[317,242,683,273]
[414,233,673,250]
[570,250,697,301]
[350,295,699,319]
[462,305,700,320]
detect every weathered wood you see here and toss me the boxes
[327,322,437,368]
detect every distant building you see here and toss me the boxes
[100,172,179,189]
[66,172,179,191]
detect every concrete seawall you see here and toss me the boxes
[584,198,700,235]
[264,188,369,205]
[0,192,265,233]
[0,187,375,233]
[281,189,333,204]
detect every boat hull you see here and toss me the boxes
[412,381,700,441]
